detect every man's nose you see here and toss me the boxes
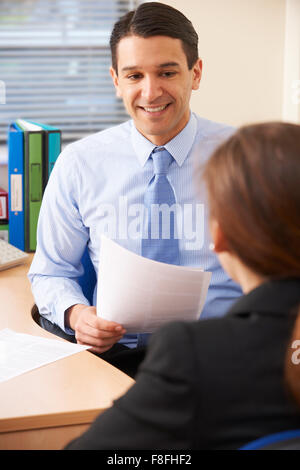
[141,76,163,102]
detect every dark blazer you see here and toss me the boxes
[66,278,300,450]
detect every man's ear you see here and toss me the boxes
[210,219,229,253]
[192,58,202,91]
[110,66,122,98]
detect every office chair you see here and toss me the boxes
[239,429,300,450]
[77,246,97,305]
[31,246,97,342]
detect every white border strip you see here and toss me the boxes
[283,0,300,123]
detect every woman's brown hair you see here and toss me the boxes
[202,121,300,404]
[202,122,300,278]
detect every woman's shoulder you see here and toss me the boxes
[140,318,231,380]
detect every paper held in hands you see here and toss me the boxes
[97,236,212,334]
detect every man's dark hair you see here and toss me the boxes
[110,2,199,73]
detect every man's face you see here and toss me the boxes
[110,35,202,146]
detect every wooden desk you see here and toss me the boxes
[0,255,134,449]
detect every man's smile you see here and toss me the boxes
[137,103,172,115]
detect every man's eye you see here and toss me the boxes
[127,74,142,80]
[161,71,177,77]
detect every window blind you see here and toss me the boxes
[0,0,140,143]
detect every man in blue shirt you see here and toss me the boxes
[28,2,241,374]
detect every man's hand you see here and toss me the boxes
[65,304,126,354]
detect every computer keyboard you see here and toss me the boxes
[0,239,29,271]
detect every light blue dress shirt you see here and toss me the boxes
[28,112,242,347]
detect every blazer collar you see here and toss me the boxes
[227,278,300,317]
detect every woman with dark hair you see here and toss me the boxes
[66,122,300,450]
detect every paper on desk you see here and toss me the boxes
[97,236,212,333]
[0,328,90,383]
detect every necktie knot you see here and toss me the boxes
[151,148,173,175]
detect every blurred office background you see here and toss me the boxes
[0,0,299,189]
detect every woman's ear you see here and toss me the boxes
[210,219,229,253]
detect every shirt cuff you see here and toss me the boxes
[55,296,90,334]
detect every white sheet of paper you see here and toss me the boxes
[0,328,90,383]
[97,236,212,333]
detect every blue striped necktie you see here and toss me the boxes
[138,147,180,347]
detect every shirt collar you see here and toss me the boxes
[226,278,300,317]
[131,111,198,167]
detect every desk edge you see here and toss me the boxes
[0,407,104,433]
